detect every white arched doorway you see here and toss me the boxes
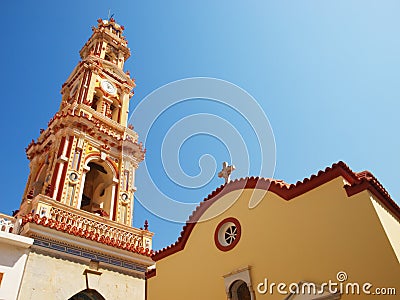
[229,280,251,300]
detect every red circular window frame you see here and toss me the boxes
[214,217,241,251]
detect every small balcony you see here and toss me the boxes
[0,213,16,233]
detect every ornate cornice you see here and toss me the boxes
[21,212,153,257]
[26,106,144,161]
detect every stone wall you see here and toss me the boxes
[0,230,33,300]
[18,251,145,300]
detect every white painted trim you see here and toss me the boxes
[223,266,255,300]
[0,231,33,248]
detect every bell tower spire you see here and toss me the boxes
[59,18,134,127]
[81,18,130,69]
[18,19,147,232]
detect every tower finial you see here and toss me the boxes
[107,9,114,21]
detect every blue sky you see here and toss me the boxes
[0,1,399,250]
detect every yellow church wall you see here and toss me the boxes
[147,177,400,299]
[370,195,400,263]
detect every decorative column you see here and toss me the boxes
[109,179,119,220]
[77,166,90,209]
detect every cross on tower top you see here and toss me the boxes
[218,162,236,184]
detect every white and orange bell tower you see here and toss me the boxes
[15,19,153,300]
[19,18,144,227]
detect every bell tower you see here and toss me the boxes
[18,18,145,227]
[14,19,154,299]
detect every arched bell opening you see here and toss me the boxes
[110,99,120,122]
[104,45,117,64]
[80,160,115,218]
[91,90,103,112]
[33,163,47,197]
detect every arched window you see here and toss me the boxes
[68,288,105,300]
[91,91,103,112]
[104,45,118,64]
[104,53,112,62]
[229,280,251,300]
[104,51,117,64]
[110,100,120,122]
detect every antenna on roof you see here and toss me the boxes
[107,9,114,20]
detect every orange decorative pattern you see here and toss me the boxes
[21,212,153,257]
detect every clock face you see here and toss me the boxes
[101,80,116,95]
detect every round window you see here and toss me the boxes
[69,172,79,182]
[214,217,241,251]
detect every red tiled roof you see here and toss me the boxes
[152,161,399,261]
